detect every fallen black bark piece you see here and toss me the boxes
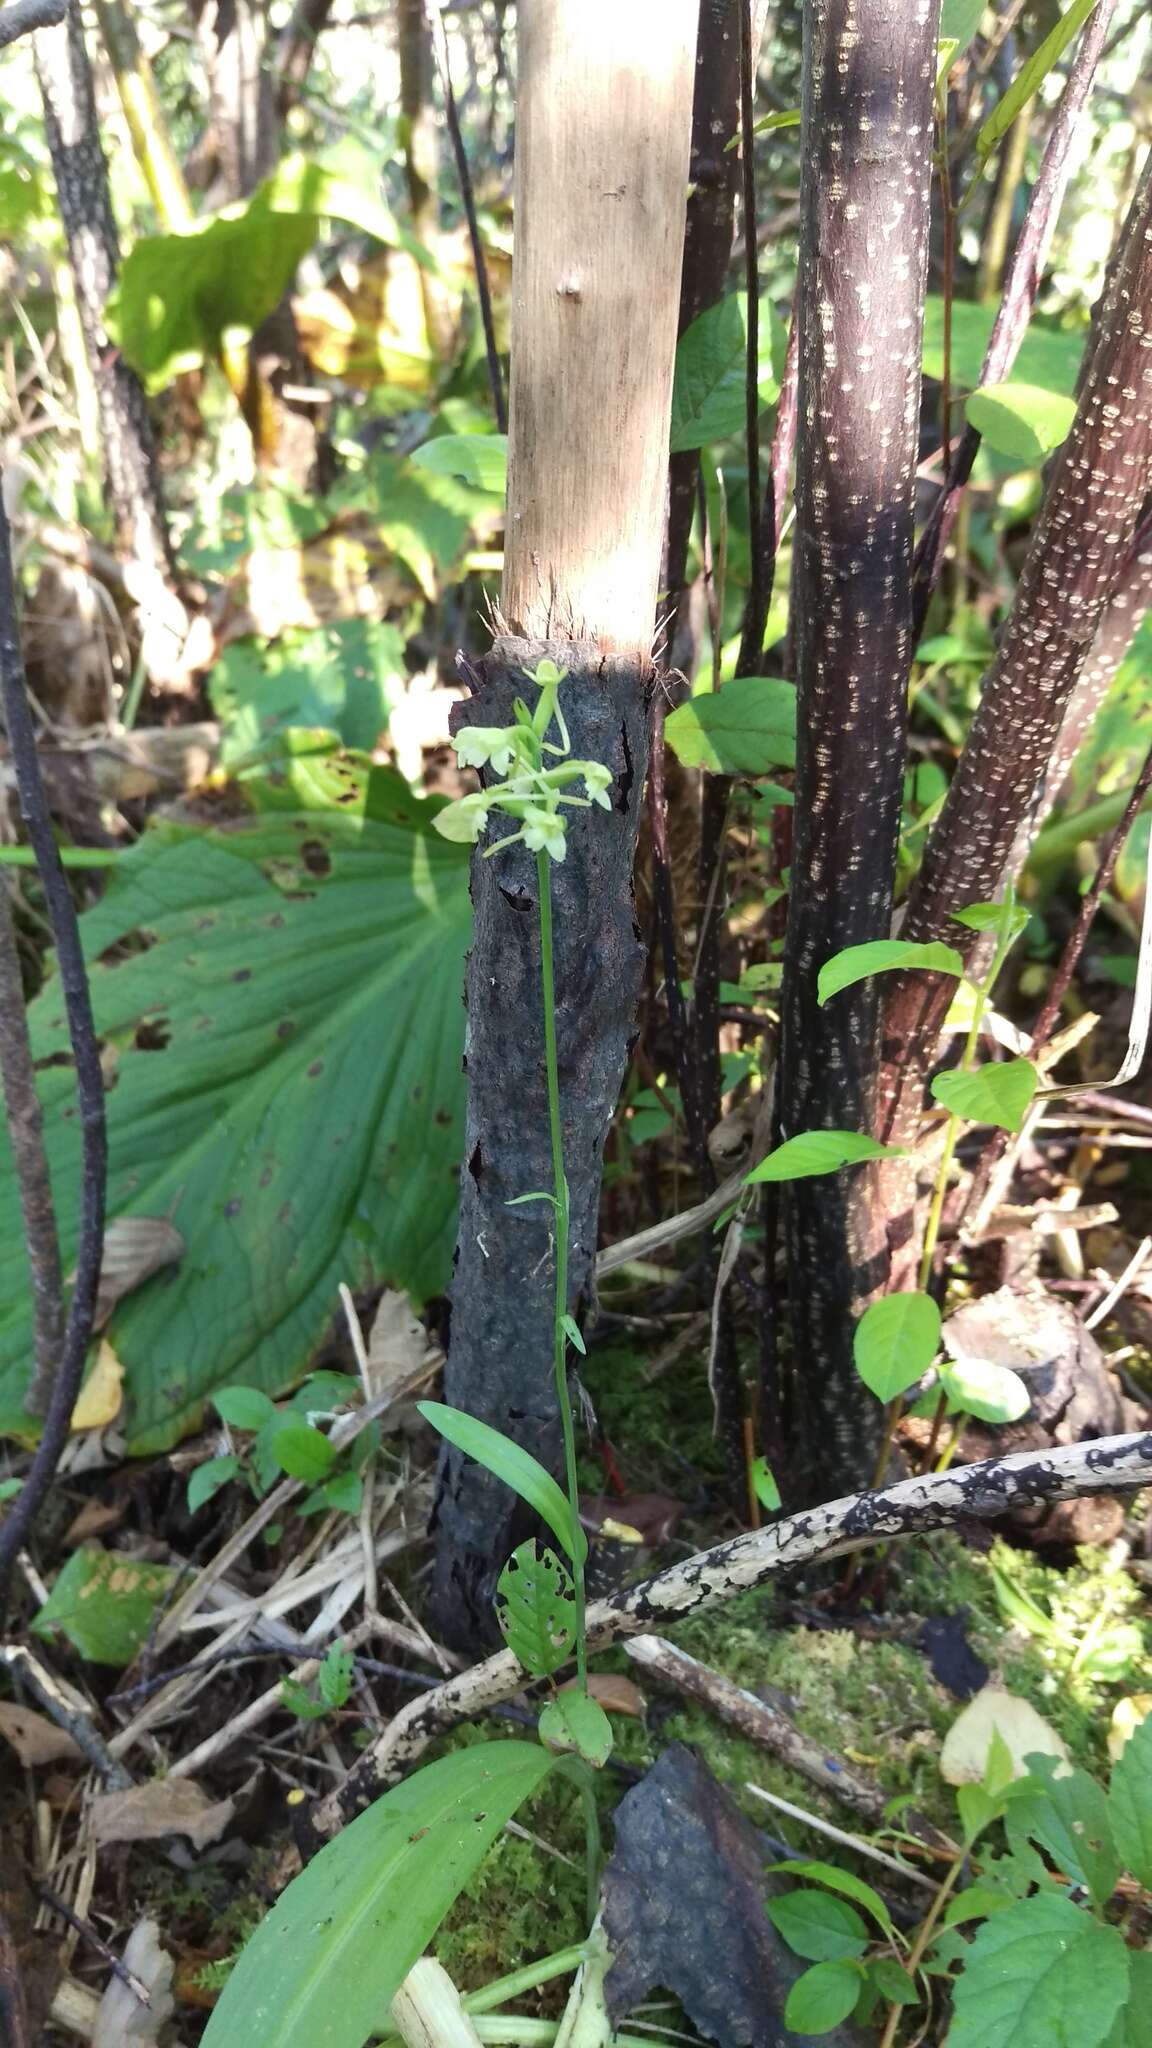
[602,1744,865,2048]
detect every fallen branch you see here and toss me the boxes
[623,1633,892,1828]
[310,1430,1152,1843]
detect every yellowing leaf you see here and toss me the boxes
[1108,1694,1152,1764]
[71,1340,124,1432]
[940,1684,1070,1786]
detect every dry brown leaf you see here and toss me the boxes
[71,1340,124,1432]
[89,1777,235,1849]
[0,1702,84,1768]
[365,1290,442,1407]
[80,1218,185,1328]
[560,1673,646,1718]
[63,1495,125,1545]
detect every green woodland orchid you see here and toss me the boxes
[432,660,611,864]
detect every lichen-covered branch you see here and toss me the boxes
[310,1429,1152,1841]
[776,0,941,1494]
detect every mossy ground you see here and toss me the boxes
[431,1338,1151,1996]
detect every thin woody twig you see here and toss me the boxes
[0,497,106,1622]
[0,885,64,1413]
[309,1429,1152,1842]
[426,0,506,431]
[0,0,64,48]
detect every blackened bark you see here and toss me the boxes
[432,638,649,1648]
[35,0,171,575]
[777,0,940,1497]
[879,157,1152,1148]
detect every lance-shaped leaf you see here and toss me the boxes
[201,1743,556,2048]
[418,1403,587,1564]
[746,1131,904,1184]
[817,939,963,1007]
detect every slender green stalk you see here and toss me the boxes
[877,1853,965,2048]
[536,847,587,1692]
[463,1946,591,2015]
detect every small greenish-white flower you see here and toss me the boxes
[454,726,520,776]
[583,762,613,809]
[522,805,567,861]
[526,658,567,688]
[431,791,492,844]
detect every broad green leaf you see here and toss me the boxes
[948,1892,1129,2048]
[495,1541,577,1677]
[187,1454,242,1513]
[853,1291,941,1402]
[663,676,796,775]
[111,149,427,393]
[766,1890,869,1963]
[939,1357,1031,1423]
[201,1742,556,2048]
[952,900,1031,940]
[783,1961,863,2035]
[941,0,987,54]
[0,765,471,1448]
[944,1884,1015,1926]
[966,382,1077,465]
[922,297,1085,395]
[210,622,407,764]
[538,1693,614,1768]
[319,1647,354,1707]
[1109,1710,1152,1887]
[669,293,784,454]
[746,1130,903,1184]
[957,1781,1009,1847]
[321,1471,364,1516]
[870,1959,917,2005]
[975,0,1101,169]
[269,1419,337,1482]
[817,939,963,1006]
[769,1862,893,1937]
[750,1457,781,1512]
[33,1546,177,1667]
[931,1058,1038,1132]
[213,1386,277,1431]
[1101,1951,1152,2048]
[410,434,508,495]
[418,1403,587,1565]
[1006,1754,1120,1907]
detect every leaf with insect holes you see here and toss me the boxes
[783,1962,863,2035]
[663,676,796,776]
[745,1130,904,1183]
[496,1541,577,1677]
[538,1692,614,1768]
[853,1291,941,1402]
[418,1402,587,1564]
[749,1458,781,1512]
[817,939,963,1007]
[1006,1753,1121,1907]
[931,1058,1038,1133]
